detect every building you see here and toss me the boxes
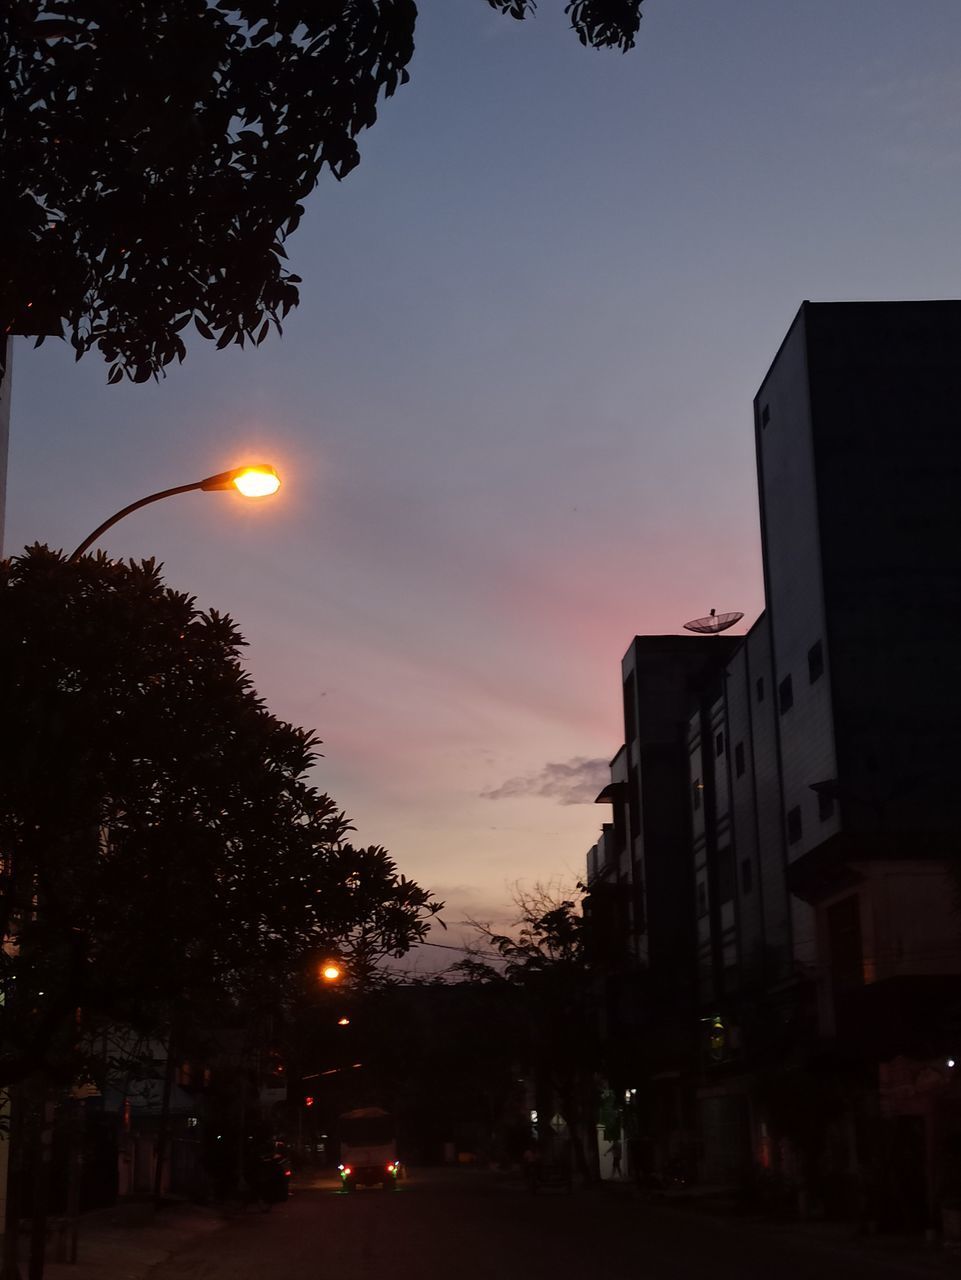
[586,301,961,1225]
[0,340,12,1230]
[592,637,739,1178]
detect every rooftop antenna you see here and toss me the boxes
[683,608,744,636]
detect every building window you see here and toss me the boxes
[827,895,863,991]
[741,858,753,894]
[734,742,745,778]
[787,805,802,844]
[692,779,702,811]
[808,640,824,684]
[761,404,770,427]
[632,876,647,935]
[717,847,734,904]
[756,677,765,703]
[623,671,637,743]
[818,789,835,822]
[779,674,794,714]
[628,765,640,840]
[715,731,724,757]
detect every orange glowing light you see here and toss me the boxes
[232,465,280,498]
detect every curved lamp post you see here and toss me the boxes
[68,465,281,561]
[59,461,280,1227]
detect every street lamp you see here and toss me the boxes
[320,962,342,984]
[4,463,281,1276]
[68,464,281,561]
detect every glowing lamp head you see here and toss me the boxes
[321,962,342,983]
[337,1017,350,1027]
[199,464,281,496]
[232,465,280,498]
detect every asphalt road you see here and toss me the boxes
[151,1168,953,1280]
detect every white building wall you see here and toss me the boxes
[754,311,839,864]
[688,716,712,1003]
[0,335,11,1226]
[0,338,11,556]
[815,861,961,1033]
[742,619,794,979]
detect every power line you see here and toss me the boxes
[415,939,504,962]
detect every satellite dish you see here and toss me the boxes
[683,608,744,635]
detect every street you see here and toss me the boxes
[149,1169,953,1280]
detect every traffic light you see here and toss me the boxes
[304,1095,315,1108]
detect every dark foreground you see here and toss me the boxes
[150,1169,953,1280]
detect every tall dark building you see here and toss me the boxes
[756,300,961,897]
[587,302,961,1220]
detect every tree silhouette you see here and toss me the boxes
[459,883,600,1180]
[0,545,440,1086]
[1,1,645,383]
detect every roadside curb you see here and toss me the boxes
[36,1200,236,1280]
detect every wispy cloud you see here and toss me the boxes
[481,756,609,806]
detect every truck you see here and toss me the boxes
[337,1107,400,1191]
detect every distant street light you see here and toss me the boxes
[68,464,281,561]
[320,962,342,984]
[337,1017,350,1027]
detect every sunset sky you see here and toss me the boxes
[6,1,961,967]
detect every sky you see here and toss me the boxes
[6,0,961,967]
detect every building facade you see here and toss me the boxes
[586,301,961,1226]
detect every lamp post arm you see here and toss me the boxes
[67,481,206,562]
